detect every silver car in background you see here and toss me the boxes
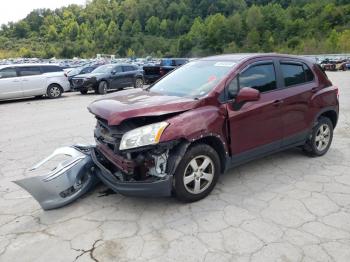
[0,64,70,100]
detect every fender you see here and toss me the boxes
[160,105,230,157]
[312,106,339,128]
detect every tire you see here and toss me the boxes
[174,144,220,202]
[80,89,88,95]
[47,84,63,99]
[134,78,144,89]
[303,116,333,157]
[97,81,108,95]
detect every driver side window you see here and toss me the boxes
[0,67,17,79]
[114,66,122,73]
[240,63,276,93]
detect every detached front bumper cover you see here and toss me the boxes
[14,145,99,210]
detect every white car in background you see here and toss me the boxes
[0,64,70,100]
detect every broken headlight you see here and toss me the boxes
[119,122,169,150]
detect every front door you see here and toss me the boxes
[226,61,284,164]
[0,67,22,100]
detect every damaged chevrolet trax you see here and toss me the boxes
[88,54,339,202]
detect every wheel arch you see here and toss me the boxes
[314,107,338,128]
[47,82,63,91]
[167,136,228,176]
[191,136,228,174]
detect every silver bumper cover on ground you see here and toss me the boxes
[14,145,99,210]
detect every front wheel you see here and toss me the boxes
[97,81,108,95]
[303,117,333,157]
[174,144,220,202]
[47,84,63,99]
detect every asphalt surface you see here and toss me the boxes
[0,72,350,262]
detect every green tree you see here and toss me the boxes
[132,20,142,34]
[47,25,58,41]
[246,5,263,30]
[145,16,160,35]
[121,19,132,34]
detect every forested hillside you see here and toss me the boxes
[0,0,349,58]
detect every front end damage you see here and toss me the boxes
[14,119,187,210]
[91,117,187,197]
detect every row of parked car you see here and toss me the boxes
[319,59,350,71]
[0,58,188,101]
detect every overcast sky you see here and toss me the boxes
[0,0,86,25]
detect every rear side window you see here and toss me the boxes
[280,63,315,87]
[41,66,62,73]
[122,66,135,72]
[18,66,42,76]
[240,63,277,92]
[0,67,17,79]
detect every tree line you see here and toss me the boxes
[0,0,349,59]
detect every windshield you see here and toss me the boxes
[92,64,114,73]
[150,60,236,98]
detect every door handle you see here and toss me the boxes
[273,100,284,107]
[311,87,318,93]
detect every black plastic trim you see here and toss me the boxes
[91,148,173,197]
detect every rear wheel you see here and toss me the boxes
[47,84,63,99]
[174,144,220,202]
[97,81,108,95]
[303,117,333,157]
[134,78,144,89]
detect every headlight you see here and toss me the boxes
[119,122,169,150]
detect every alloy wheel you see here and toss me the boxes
[315,124,331,151]
[183,155,214,194]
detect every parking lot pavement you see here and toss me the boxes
[0,72,349,262]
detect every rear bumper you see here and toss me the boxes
[91,148,173,197]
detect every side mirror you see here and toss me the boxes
[235,87,260,104]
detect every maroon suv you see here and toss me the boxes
[88,54,339,202]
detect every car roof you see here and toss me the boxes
[0,63,60,69]
[200,53,313,63]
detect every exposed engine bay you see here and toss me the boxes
[93,116,180,182]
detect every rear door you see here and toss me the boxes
[0,67,22,99]
[226,60,284,162]
[18,66,45,96]
[110,65,123,89]
[122,65,136,86]
[276,61,317,146]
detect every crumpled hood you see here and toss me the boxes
[88,88,199,125]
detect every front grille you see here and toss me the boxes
[73,79,84,86]
[94,119,124,153]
